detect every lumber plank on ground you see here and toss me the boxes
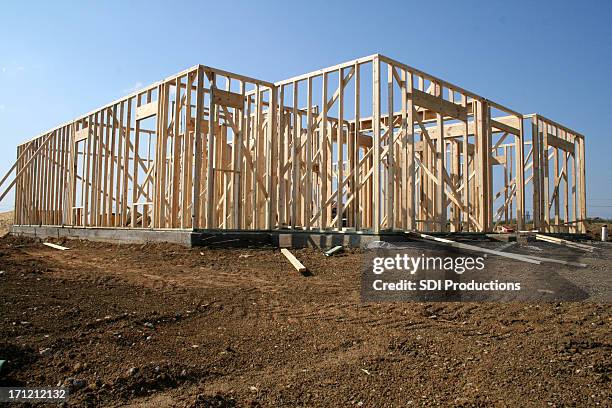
[519,253,587,268]
[412,233,540,264]
[535,234,595,252]
[43,242,69,250]
[281,248,307,273]
[324,245,344,257]
[414,233,587,268]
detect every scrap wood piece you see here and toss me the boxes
[413,233,587,268]
[535,234,595,252]
[410,232,540,265]
[280,248,307,273]
[519,253,587,268]
[494,225,514,233]
[42,242,69,251]
[324,245,344,257]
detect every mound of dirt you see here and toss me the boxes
[0,211,13,235]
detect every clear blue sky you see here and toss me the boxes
[1,0,611,217]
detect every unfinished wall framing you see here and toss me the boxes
[6,54,587,234]
[527,114,587,233]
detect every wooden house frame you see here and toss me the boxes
[4,54,587,234]
[527,114,586,233]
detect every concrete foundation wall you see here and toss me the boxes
[10,225,193,246]
[11,225,415,248]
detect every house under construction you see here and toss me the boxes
[3,54,587,244]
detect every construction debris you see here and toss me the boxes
[280,248,307,273]
[324,246,344,257]
[413,232,587,268]
[412,233,540,265]
[43,242,69,250]
[495,225,515,233]
[535,234,595,252]
[519,254,587,268]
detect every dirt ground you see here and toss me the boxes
[0,229,610,407]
